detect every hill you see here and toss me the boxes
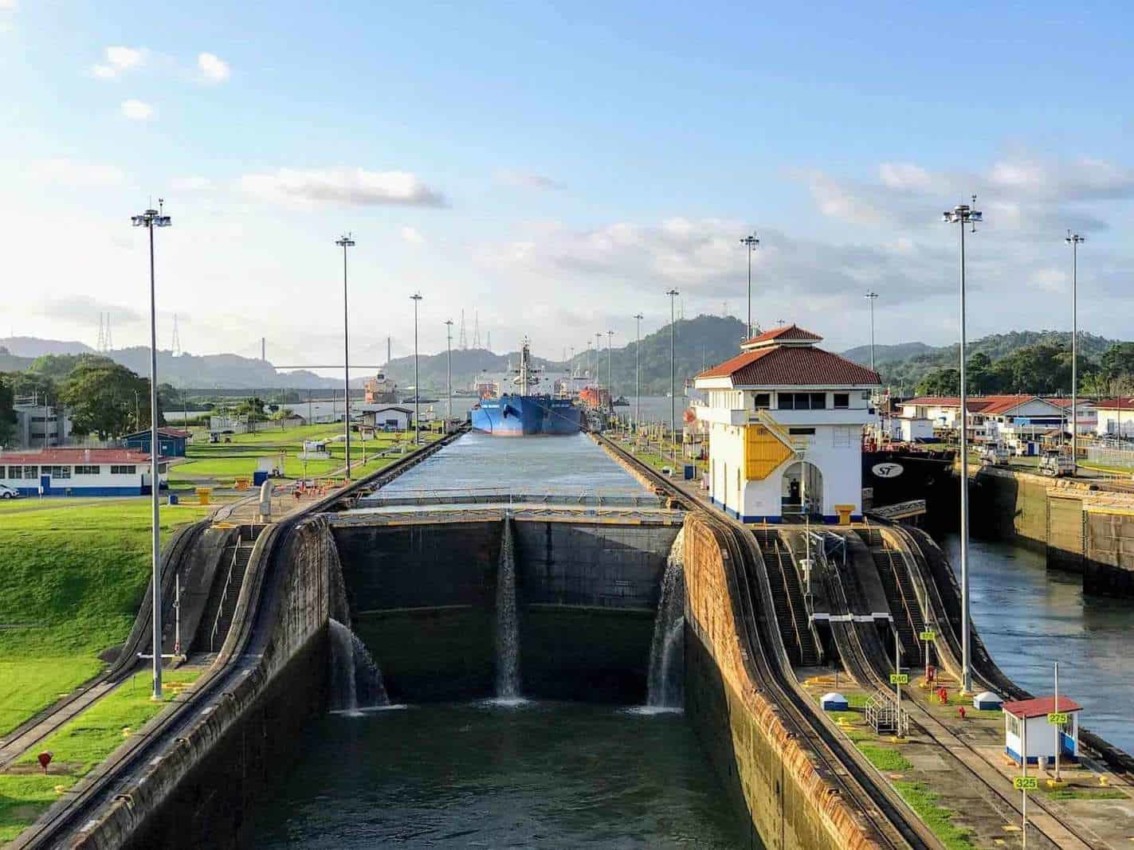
[840,341,935,366]
[0,337,94,358]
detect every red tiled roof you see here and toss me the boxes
[903,395,1068,416]
[740,324,823,348]
[0,448,155,464]
[699,346,880,386]
[1001,696,1082,719]
[1095,398,1134,410]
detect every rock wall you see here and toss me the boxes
[683,513,875,850]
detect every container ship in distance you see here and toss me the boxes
[470,339,582,436]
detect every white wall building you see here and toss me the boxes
[693,326,880,523]
[1002,695,1081,765]
[11,400,72,449]
[359,405,414,430]
[0,448,171,496]
[1094,398,1134,438]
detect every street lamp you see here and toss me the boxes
[607,330,614,409]
[335,234,355,480]
[739,232,760,340]
[633,313,644,433]
[445,319,454,423]
[131,199,171,701]
[1067,232,1085,476]
[943,197,982,694]
[667,289,680,464]
[411,293,423,443]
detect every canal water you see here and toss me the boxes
[942,534,1134,753]
[246,702,748,848]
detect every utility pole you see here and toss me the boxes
[667,289,680,464]
[131,199,171,701]
[1067,232,1085,476]
[864,291,878,372]
[411,293,423,443]
[607,330,614,406]
[634,313,643,434]
[943,198,982,694]
[335,234,355,480]
[739,232,760,340]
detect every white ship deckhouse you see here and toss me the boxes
[693,325,881,523]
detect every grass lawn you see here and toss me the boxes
[0,668,201,843]
[892,781,977,850]
[0,500,212,737]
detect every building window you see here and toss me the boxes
[45,465,71,479]
[833,393,849,409]
[74,465,100,475]
[752,393,770,409]
[22,466,38,479]
[779,392,827,410]
[789,427,816,435]
[110,465,138,475]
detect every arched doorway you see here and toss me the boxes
[781,461,823,519]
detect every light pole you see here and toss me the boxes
[634,313,643,433]
[411,293,423,443]
[943,198,982,694]
[607,330,614,408]
[335,234,355,480]
[739,232,760,340]
[131,200,171,701]
[864,291,879,372]
[445,319,454,423]
[667,289,680,464]
[1067,232,1085,475]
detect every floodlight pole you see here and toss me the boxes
[1067,232,1084,476]
[633,313,643,433]
[607,330,614,409]
[943,198,982,694]
[132,200,171,701]
[667,289,680,464]
[336,234,355,480]
[445,319,454,423]
[865,291,878,372]
[411,294,423,443]
[739,233,760,339]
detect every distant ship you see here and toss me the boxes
[364,370,399,404]
[470,339,582,436]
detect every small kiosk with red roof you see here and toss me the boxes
[1002,695,1082,765]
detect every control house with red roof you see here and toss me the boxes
[1001,695,1082,765]
[0,448,172,496]
[693,325,880,523]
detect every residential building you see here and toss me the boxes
[0,448,172,496]
[693,325,880,523]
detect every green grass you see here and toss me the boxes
[0,500,212,736]
[0,669,200,843]
[858,743,913,772]
[893,781,977,850]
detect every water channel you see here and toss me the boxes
[942,534,1134,753]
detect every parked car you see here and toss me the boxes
[0,483,22,500]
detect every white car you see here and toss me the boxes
[0,483,21,499]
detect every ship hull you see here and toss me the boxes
[471,395,582,436]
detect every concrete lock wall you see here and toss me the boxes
[85,517,341,850]
[331,519,680,702]
[683,513,875,850]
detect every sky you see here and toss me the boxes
[1,0,1133,372]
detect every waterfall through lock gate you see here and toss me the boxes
[646,527,686,710]
[494,518,523,701]
[329,617,390,714]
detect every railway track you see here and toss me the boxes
[598,437,933,849]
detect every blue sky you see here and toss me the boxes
[2,0,1132,368]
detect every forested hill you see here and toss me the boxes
[839,330,1127,395]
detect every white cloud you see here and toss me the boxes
[28,158,125,187]
[879,162,933,191]
[238,167,446,208]
[120,99,155,121]
[170,176,213,192]
[495,169,565,191]
[0,0,18,10]
[197,52,230,84]
[804,170,882,224]
[90,45,146,79]
[400,226,426,245]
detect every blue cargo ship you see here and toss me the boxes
[471,339,583,436]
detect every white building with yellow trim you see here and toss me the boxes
[693,325,881,523]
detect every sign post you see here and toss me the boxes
[919,629,936,681]
[1021,713,1029,848]
[1052,661,1062,782]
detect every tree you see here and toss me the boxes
[234,396,268,424]
[1101,343,1134,382]
[61,361,151,439]
[0,374,16,446]
[915,368,960,396]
